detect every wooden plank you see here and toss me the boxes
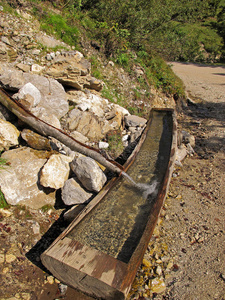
[41,108,177,300]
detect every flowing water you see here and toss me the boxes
[121,171,158,199]
[67,111,173,263]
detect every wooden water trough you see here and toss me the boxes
[41,108,177,300]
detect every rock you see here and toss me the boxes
[142,258,152,268]
[0,65,69,119]
[16,63,30,73]
[108,61,114,67]
[186,143,195,155]
[13,82,41,107]
[5,254,17,263]
[36,32,66,48]
[105,110,116,120]
[21,129,52,151]
[58,283,68,296]
[23,73,69,119]
[108,109,123,130]
[134,66,144,77]
[1,36,11,46]
[124,115,147,127]
[44,51,104,91]
[130,128,143,143]
[0,119,20,151]
[40,154,72,189]
[70,131,89,144]
[114,104,130,117]
[70,155,107,192]
[68,90,108,117]
[181,130,195,147]
[0,208,12,217]
[0,65,25,91]
[85,77,104,91]
[61,177,93,206]
[122,135,129,142]
[156,265,163,276]
[0,42,8,61]
[175,144,187,166]
[31,64,45,74]
[32,221,40,235]
[67,109,105,141]
[0,147,55,209]
[99,141,109,149]
[32,49,41,56]
[32,108,61,129]
[46,275,54,285]
[149,277,166,294]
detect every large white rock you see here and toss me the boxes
[124,115,147,127]
[62,177,93,206]
[40,154,72,189]
[15,82,41,107]
[0,147,55,208]
[0,65,69,118]
[32,107,61,129]
[0,119,20,151]
[70,155,107,192]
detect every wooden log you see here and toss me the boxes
[41,109,177,300]
[0,88,123,175]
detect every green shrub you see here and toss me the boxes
[148,21,223,62]
[41,13,79,46]
[107,130,124,159]
[116,52,129,66]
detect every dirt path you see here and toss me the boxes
[171,62,225,103]
[160,62,225,299]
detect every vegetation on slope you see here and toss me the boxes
[2,0,225,103]
[42,0,225,62]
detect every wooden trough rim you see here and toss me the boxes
[41,108,177,300]
[41,108,177,299]
[45,108,176,249]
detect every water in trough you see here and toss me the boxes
[67,111,173,263]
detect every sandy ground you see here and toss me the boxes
[170,62,225,103]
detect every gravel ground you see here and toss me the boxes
[1,63,224,300]
[162,62,225,300]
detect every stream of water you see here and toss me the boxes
[121,171,158,199]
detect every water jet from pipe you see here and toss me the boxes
[121,171,158,199]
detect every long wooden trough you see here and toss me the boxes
[41,108,177,300]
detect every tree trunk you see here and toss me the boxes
[0,88,123,175]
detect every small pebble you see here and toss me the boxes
[6,254,17,263]
[156,266,162,276]
[59,283,68,295]
[46,275,54,284]
[142,258,152,268]
[149,277,166,293]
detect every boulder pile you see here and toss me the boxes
[0,10,150,209]
[0,8,189,212]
